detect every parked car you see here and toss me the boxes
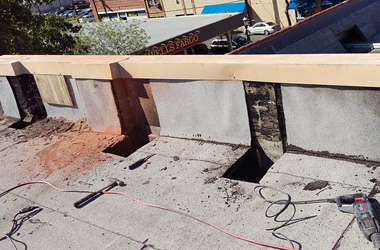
[61,9,74,17]
[246,22,281,36]
[54,9,66,16]
[77,9,92,17]
[67,10,78,18]
[79,12,95,23]
[210,36,247,54]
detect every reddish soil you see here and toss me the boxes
[19,118,124,174]
[37,131,124,174]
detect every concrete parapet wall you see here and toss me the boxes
[282,85,380,162]
[2,55,380,88]
[1,54,380,161]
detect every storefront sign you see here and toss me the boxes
[145,31,200,55]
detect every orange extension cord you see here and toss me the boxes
[0,181,304,250]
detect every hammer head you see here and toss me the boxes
[109,177,126,187]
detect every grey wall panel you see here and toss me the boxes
[150,80,251,145]
[76,79,121,134]
[0,77,20,119]
[282,85,380,162]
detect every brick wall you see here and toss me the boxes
[94,0,145,12]
[244,81,285,162]
[6,75,47,121]
[111,78,154,152]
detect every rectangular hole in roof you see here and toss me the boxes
[222,148,272,183]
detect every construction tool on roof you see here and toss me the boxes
[128,153,155,170]
[74,178,125,208]
[336,193,380,250]
[256,186,380,249]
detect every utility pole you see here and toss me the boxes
[244,0,253,26]
[180,0,187,16]
[190,0,196,15]
[316,0,322,13]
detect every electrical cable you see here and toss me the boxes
[254,185,336,205]
[0,206,42,242]
[254,185,337,249]
[1,181,305,250]
[5,235,18,250]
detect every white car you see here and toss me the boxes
[79,12,95,23]
[246,22,281,36]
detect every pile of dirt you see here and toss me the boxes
[11,117,126,175]
[23,117,77,139]
[37,131,124,174]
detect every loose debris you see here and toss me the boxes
[217,180,248,211]
[303,180,329,191]
[1,117,124,176]
[204,176,217,184]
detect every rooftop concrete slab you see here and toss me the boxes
[1,119,379,250]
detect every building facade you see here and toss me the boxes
[89,0,147,22]
[88,0,295,28]
[158,0,296,27]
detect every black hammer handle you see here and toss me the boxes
[74,181,116,208]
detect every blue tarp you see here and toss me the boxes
[201,2,246,15]
[288,0,344,10]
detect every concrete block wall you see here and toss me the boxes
[235,0,380,54]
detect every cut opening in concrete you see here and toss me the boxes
[223,148,270,183]
[102,138,137,157]
[8,120,32,129]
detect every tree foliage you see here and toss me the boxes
[75,21,150,55]
[0,0,80,55]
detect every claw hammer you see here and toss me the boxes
[74,178,125,208]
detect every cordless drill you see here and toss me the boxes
[336,193,380,249]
